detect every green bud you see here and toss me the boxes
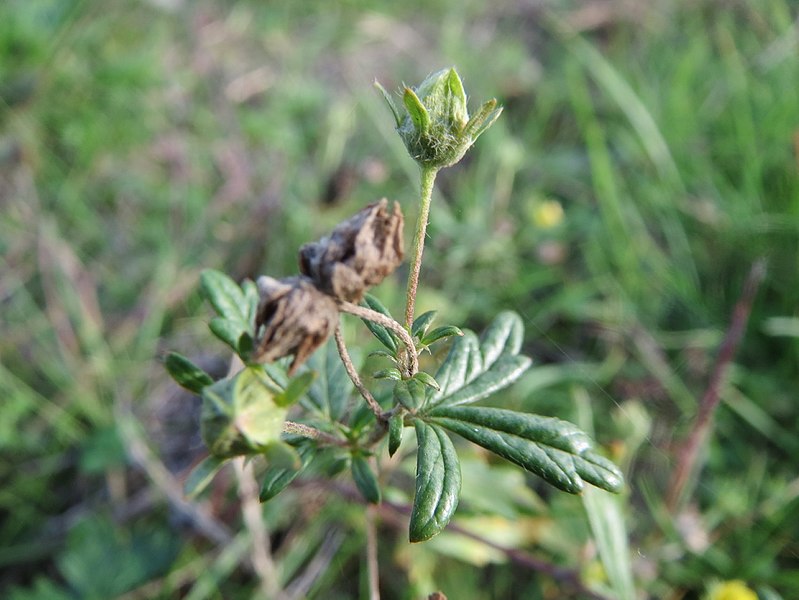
[376,67,502,169]
[200,366,287,458]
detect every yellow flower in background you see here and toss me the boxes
[706,580,758,600]
[531,199,564,229]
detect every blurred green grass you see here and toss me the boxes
[2,0,798,598]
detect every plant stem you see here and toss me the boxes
[313,479,611,600]
[666,259,766,511]
[337,300,419,375]
[282,420,348,447]
[334,324,386,420]
[404,165,438,329]
[233,457,285,599]
[365,504,381,600]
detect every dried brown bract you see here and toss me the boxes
[299,198,404,303]
[254,275,339,374]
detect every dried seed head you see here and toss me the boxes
[254,275,339,374]
[299,198,404,303]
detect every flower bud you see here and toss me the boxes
[376,67,502,169]
[299,199,404,303]
[253,276,339,374]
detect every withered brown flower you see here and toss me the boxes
[254,275,338,374]
[299,198,404,303]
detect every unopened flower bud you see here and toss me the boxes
[376,67,502,169]
[299,198,404,303]
[254,276,338,374]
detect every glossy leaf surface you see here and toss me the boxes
[425,311,531,410]
[412,310,437,338]
[388,413,403,457]
[165,352,213,394]
[428,405,624,494]
[394,378,426,411]
[409,421,461,542]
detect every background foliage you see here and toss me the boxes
[1,0,798,598]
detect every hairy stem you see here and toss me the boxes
[337,300,419,376]
[334,324,386,420]
[404,165,438,329]
[283,420,348,447]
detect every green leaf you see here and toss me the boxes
[388,413,403,457]
[373,368,402,381]
[275,371,316,407]
[184,455,226,499]
[200,269,249,325]
[368,349,397,361]
[394,378,426,410]
[261,362,289,389]
[429,331,482,401]
[409,421,461,542]
[479,311,524,367]
[425,311,531,410]
[420,325,463,346]
[165,352,213,394]
[351,454,381,504]
[361,294,399,354]
[427,405,624,494]
[209,317,248,354]
[412,310,438,338]
[241,278,260,326]
[305,337,352,420]
[260,443,315,502]
[237,331,254,360]
[413,371,440,391]
[262,441,302,470]
[436,355,531,408]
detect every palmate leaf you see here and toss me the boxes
[409,420,461,542]
[424,311,531,410]
[427,405,624,494]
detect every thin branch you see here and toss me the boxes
[314,480,610,600]
[365,504,381,600]
[234,457,285,600]
[337,300,419,375]
[404,166,438,328]
[667,259,767,511]
[115,404,232,545]
[284,530,346,600]
[283,420,349,447]
[334,324,385,420]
